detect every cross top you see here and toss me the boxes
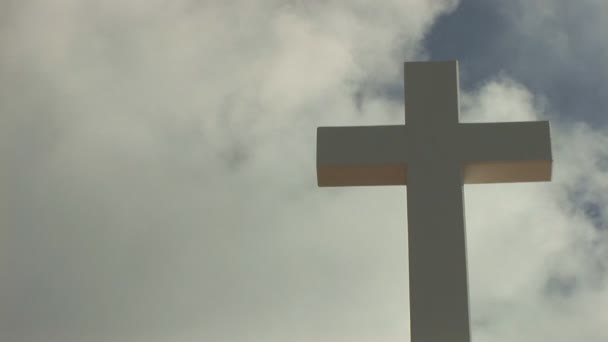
[316,61,552,342]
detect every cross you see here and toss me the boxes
[316,61,552,342]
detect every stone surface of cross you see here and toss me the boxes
[316,61,552,342]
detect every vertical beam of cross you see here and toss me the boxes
[405,62,470,342]
[316,61,552,342]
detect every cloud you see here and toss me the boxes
[3,1,607,341]
[462,77,608,342]
[427,0,608,125]
[1,1,456,341]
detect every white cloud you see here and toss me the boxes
[462,78,608,341]
[1,1,456,341]
[3,1,607,341]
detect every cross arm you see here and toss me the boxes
[317,125,409,187]
[458,121,553,184]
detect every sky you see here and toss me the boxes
[2,0,608,341]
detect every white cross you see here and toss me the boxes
[316,61,552,342]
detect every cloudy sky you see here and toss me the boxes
[2,0,608,341]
